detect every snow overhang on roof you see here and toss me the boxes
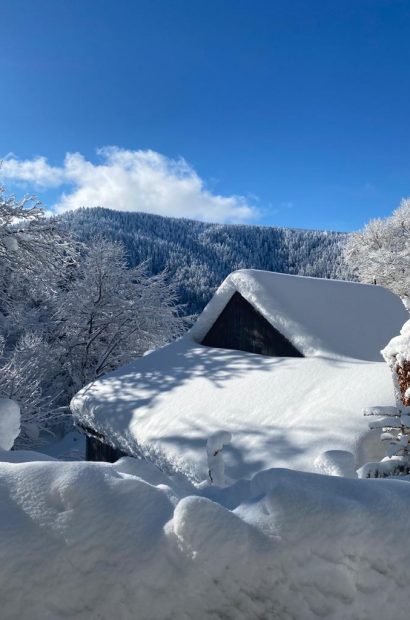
[189,270,409,361]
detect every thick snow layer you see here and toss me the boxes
[0,398,20,450]
[313,449,357,478]
[191,270,408,360]
[1,454,410,619]
[382,318,410,367]
[72,338,395,481]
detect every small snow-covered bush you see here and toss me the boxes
[382,319,410,405]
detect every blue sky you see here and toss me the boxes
[1,0,410,231]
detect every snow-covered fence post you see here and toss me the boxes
[206,432,232,487]
[0,398,21,451]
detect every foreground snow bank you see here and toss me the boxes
[1,455,410,619]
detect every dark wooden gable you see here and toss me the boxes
[201,291,303,357]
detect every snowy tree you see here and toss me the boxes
[56,237,186,393]
[0,183,77,297]
[0,333,65,446]
[344,198,410,305]
[0,186,187,446]
[0,184,78,445]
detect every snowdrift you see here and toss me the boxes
[1,455,410,620]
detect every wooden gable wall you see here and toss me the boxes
[201,292,303,357]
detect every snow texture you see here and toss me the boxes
[0,398,20,450]
[2,453,410,619]
[72,337,394,482]
[191,269,408,360]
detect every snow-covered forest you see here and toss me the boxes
[59,207,351,313]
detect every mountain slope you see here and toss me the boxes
[58,208,351,313]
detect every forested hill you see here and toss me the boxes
[58,207,351,314]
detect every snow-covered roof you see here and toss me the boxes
[190,270,409,361]
[71,271,409,481]
[72,339,395,482]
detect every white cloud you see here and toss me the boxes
[1,147,258,223]
[1,155,65,188]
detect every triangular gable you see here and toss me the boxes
[191,270,409,360]
[202,292,303,357]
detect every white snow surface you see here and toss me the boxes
[0,398,20,451]
[2,454,410,619]
[72,337,394,481]
[191,270,408,360]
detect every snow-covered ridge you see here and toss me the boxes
[190,269,409,361]
[60,206,349,314]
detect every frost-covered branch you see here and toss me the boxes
[55,237,188,392]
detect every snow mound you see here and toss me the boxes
[314,450,357,478]
[191,270,408,360]
[0,398,20,450]
[1,456,410,619]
